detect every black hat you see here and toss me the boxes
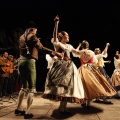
[26,21,37,29]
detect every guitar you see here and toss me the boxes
[1,60,15,73]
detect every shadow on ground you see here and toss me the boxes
[35,106,103,119]
[51,106,103,119]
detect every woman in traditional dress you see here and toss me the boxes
[111,51,120,97]
[42,15,85,114]
[71,40,116,107]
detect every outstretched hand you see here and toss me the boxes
[107,60,111,63]
[54,15,60,22]
[116,51,119,55]
[106,43,110,47]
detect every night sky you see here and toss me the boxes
[0,0,120,76]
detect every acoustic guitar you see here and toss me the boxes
[1,60,15,73]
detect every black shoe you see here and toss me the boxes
[81,103,86,107]
[24,113,34,119]
[86,105,92,108]
[103,101,113,104]
[94,99,103,103]
[14,109,25,115]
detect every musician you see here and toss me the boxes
[12,57,20,92]
[7,55,16,95]
[0,51,10,100]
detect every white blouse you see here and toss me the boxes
[72,49,98,65]
[51,38,74,58]
[114,57,120,69]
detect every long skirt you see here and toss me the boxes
[98,66,113,86]
[42,59,85,103]
[111,70,120,91]
[78,64,116,99]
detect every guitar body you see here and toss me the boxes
[1,61,13,73]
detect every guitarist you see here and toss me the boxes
[7,55,17,95]
[0,51,11,100]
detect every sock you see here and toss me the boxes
[26,92,34,114]
[63,101,68,111]
[59,101,67,112]
[16,89,25,110]
[87,99,91,106]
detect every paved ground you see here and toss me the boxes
[0,93,120,120]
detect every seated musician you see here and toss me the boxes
[0,51,10,99]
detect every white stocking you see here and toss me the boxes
[17,89,26,110]
[26,92,34,114]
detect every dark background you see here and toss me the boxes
[0,0,120,91]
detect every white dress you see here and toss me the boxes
[111,57,120,88]
[42,39,85,103]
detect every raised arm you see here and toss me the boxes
[53,15,59,42]
[102,43,110,55]
[115,51,119,55]
[76,43,81,50]
[103,60,111,64]
[71,48,81,57]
